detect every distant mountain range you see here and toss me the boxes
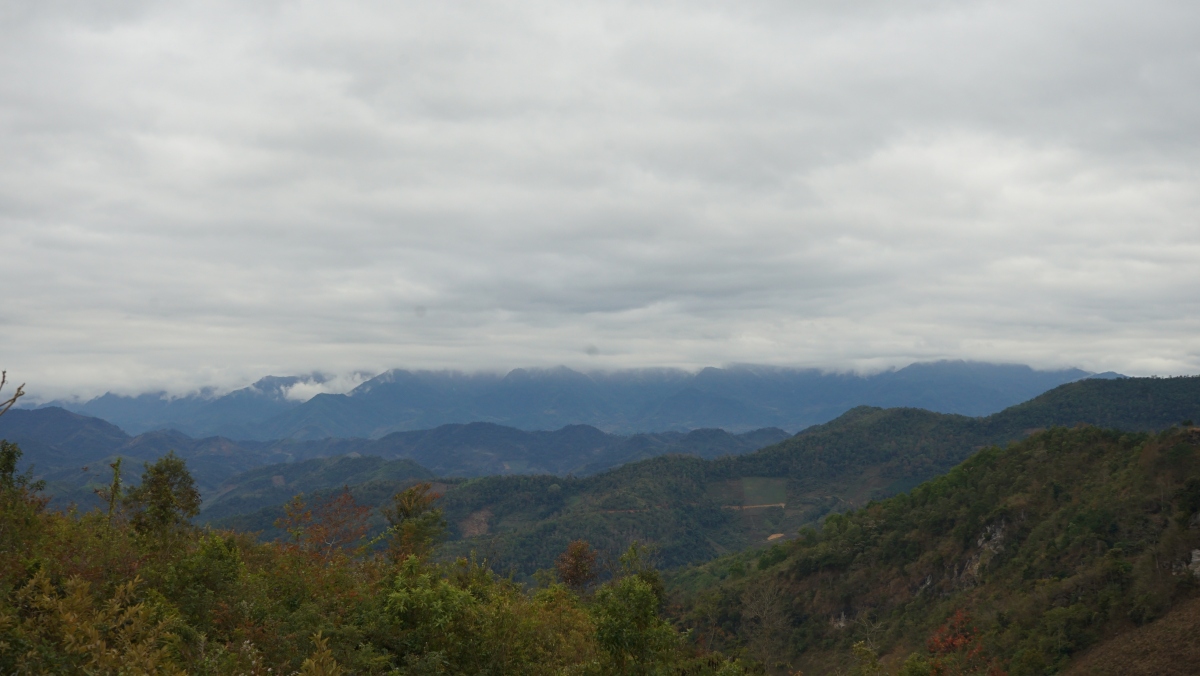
[37,361,1114,440]
[0,405,789,508]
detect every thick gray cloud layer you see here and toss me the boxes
[2,0,1198,398]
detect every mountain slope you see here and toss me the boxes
[986,375,1200,432]
[669,425,1200,675]
[355,423,789,477]
[0,407,130,466]
[198,454,435,523]
[0,410,300,507]
[199,426,791,523]
[1063,595,1200,675]
[46,375,319,437]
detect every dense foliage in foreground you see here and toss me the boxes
[671,426,1200,674]
[0,443,747,675]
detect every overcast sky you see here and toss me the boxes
[2,0,1198,400]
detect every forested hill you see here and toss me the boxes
[985,374,1200,432]
[726,374,1200,502]
[211,376,1200,576]
[670,425,1200,675]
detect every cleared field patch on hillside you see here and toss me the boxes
[739,477,786,506]
[705,476,788,507]
[460,508,492,537]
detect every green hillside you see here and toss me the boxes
[209,376,1200,576]
[207,407,985,572]
[198,454,435,523]
[986,375,1200,433]
[670,425,1200,675]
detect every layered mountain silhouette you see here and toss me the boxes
[41,361,1104,440]
[0,405,789,508]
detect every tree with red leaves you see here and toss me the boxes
[927,609,979,657]
[898,609,1007,676]
[275,486,371,561]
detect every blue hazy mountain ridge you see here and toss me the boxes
[0,407,296,501]
[49,375,322,439]
[46,361,1095,440]
[0,406,790,509]
[242,361,1097,438]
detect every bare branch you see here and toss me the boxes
[0,371,25,419]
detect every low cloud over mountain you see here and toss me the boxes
[44,361,1096,439]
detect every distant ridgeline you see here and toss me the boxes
[0,406,790,509]
[205,376,1200,577]
[37,361,1100,439]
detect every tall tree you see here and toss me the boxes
[123,452,201,535]
[382,482,446,562]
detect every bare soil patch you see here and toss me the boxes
[460,508,492,538]
[1065,595,1200,675]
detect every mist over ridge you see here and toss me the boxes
[34,360,1107,440]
